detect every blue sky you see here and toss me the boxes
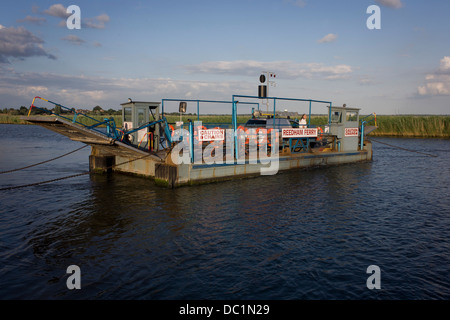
[0,0,449,114]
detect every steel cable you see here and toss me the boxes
[0,153,153,191]
[0,145,88,174]
[368,138,438,158]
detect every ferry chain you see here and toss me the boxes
[0,152,153,192]
[367,138,438,158]
[0,145,88,175]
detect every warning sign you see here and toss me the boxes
[198,129,225,141]
[345,128,359,137]
[282,128,318,138]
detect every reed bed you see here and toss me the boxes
[0,114,29,124]
[368,115,449,138]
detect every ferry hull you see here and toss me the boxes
[107,142,373,187]
[22,108,374,188]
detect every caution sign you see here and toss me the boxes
[282,128,318,138]
[345,128,359,137]
[198,129,225,141]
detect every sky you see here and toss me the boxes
[0,0,449,115]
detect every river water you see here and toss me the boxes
[0,124,448,300]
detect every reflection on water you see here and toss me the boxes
[0,124,449,299]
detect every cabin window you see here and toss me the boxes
[123,107,132,122]
[346,111,358,122]
[137,107,146,126]
[331,111,342,123]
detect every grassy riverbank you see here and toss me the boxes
[369,115,449,138]
[1,114,449,138]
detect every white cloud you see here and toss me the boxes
[185,60,352,80]
[42,4,110,29]
[359,77,375,85]
[0,68,254,109]
[439,56,450,70]
[317,33,337,44]
[418,56,450,96]
[61,35,85,45]
[418,82,450,96]
[96,13,110,23]
[375,0,403,8]
[43,4,69,18]
[16,16,47,25]
[293,0,306,7]
[83,13,110,29]
[0,26,56,63]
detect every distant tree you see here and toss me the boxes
[93,105,103,112]
[54,105,61,115]
[19,106,29,115]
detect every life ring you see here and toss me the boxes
[237,126,249,145]
[118,129,133,144]
[127,134,134,143]
[267,128,273,147]
[316,127,323,141]
[169,124,175,136]
[237,125,247,132]
[247,128,258,145]
[256,127,267,146]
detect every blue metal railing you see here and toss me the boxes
[161,99,259,121]
[360,113,377,150]
[28,94,341,160]
[232,95,332,158]
[28,96,122,139]
[27,96,171,149]
[162,98,260,159]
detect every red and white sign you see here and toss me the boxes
[282,128,318,138]
[345,128,359,137]
[198,129,225,141]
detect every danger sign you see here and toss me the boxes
[282,128,318,138]
[345,128,359,137]
[198,129,225,141]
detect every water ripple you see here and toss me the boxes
[0,125,449,299]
